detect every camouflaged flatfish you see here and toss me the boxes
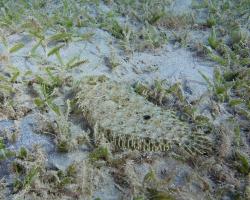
[76,76,211,154]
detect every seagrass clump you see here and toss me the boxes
[76,76,211,154]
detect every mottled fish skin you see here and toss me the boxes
[76,76,211,154]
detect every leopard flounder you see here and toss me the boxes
[76,76,211,154]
